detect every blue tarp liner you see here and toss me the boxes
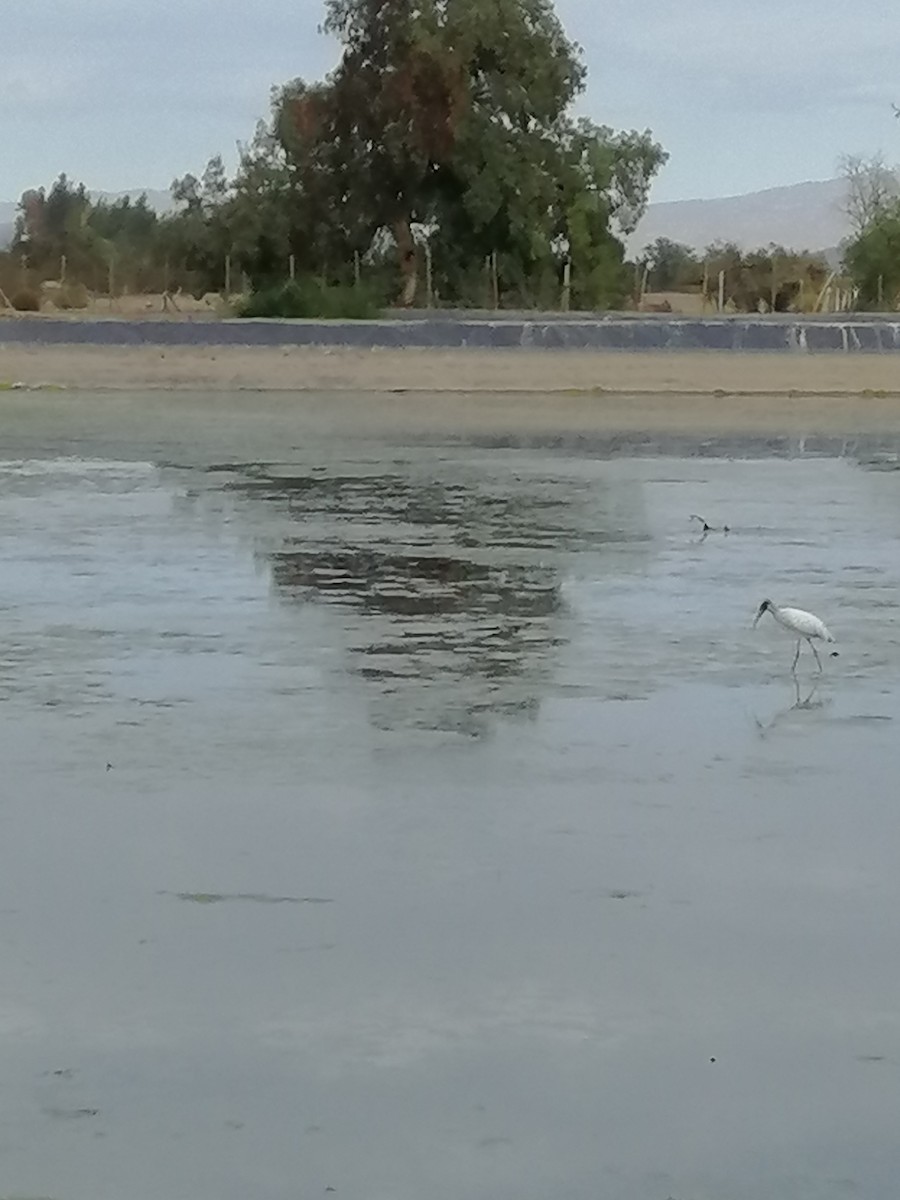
[5,314,900,352]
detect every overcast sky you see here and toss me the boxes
[5,0,900,204]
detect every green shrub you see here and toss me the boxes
[237,278,381,320]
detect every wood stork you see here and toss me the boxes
[753,599,837,673]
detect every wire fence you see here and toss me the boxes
[0,248,865,317]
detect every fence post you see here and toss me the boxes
[60,254,67,283]
[717,269,725,312]
[424,242,432,307]
[289,254,295,281]
[562,259,571,312]
[354,250,361,288]
[491,250,499,309]
[225,254,232,296]
[702,261,709,311]
[878,274,884,308]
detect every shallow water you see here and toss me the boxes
[2,398,900,1200]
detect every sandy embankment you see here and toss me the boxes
[4,344,900,436]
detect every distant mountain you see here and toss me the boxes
[629,177,851,258]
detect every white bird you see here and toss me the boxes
[753,599,837,673]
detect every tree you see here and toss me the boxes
[700,242,829,313]
[13,174,94,277]
[274,79,379,279]
[844,202,900,309]
[640,237,700,291]
[225,121,297,287]
[839,153,899,235]
[273,0,666,307]
[88,194,160,292]
[160,155,233,294]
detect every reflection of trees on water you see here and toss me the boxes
[458,431,900,469]
[271,546,560,734]
[222,464,648,735]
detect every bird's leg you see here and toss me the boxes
[810,639,823,672]
[791,640,801,674]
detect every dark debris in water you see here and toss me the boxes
[42,1106,99,1120]
[166,892,333,905]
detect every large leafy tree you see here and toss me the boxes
[271,0,666,307]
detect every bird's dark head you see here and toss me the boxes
[753,598,773,627]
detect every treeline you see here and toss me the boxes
[5,179,844,316]
[1,165,247,308]
[1,0,669,316]
[636,237,836,313]
[635,152,900,314]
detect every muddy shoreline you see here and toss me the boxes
[4,347,900,438]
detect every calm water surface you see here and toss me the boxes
[1,398,900,1200]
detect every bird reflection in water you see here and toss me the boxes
[752,677,827,738]
[690,513,730,543]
